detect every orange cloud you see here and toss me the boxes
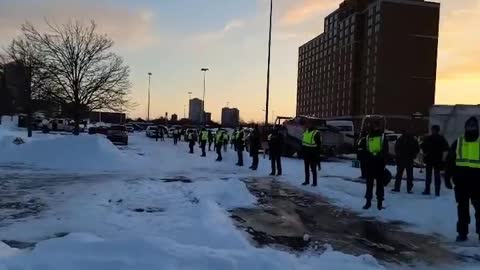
[0,0,158,50]
[280,0,339,25]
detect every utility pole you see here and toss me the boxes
[201,68,209,125]
[265,0,273,126]
[147,72,152,121]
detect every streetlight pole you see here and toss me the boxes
[265,0,273,126]
[201,68,209,125]
[147,72,152,121]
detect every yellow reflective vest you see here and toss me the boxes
[456,136,480,168]
[367,135,383,156]
[302,130,319,147]
[200,131,208,141]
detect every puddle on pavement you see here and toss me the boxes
[231,177,458,266]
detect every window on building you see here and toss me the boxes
[374,24,380,33]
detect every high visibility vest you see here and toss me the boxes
[268,134,272,141]
[367,135,383,156]
[216,132,223,143]
[187,133,193,140]
[456,136,480,168]
[223,133,229,141]
[200,131,208,141]
[302,130,318,147]
[236,131,243,140]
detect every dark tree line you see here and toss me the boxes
[3,20,131,135]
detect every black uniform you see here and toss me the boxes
[359,132,389,210]
[268,130,284,176]
[249,127,261,170]
[445,117,480,241]
[188,133,196,154]
[302,128,322,186]
[393,133,419,193]
[236,129,244,166]
[421,132,449,196]
[160,129,165,141]
[215,132,223,161]
[173,130,179,145]
[208,131,214,151]
[200,130,208,157]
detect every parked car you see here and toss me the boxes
[146,126,158,138]
[107,125,129,145]
[125,124,135,133]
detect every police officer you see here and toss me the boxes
[199,128,208,157]
[393,130,419,193]
[173,128,179,145]
[223,131,229,152]
[235,127,245,166]
[187,131,195,154]
[421,125,449,196]
[268,126,284,176]
[231,130,237,150]
[249,125,261,170]
[215,129,224,161]
[359,122,389,210]
[302,121,321,187]
[445,117,480,242]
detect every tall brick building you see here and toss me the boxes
[296,0,440,132]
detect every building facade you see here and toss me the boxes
[188,98,202,124]
[297,0,440,132]
[221,107,240,127]
[0,62,29,116]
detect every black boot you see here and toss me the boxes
[363,200,372,210]
[301,181,309,186]
[391,188,400,192]
[456,235,468,242]
[269,172,275,176]
[377,200,383,210]
[422,190,430,195]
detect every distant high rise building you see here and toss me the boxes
[171,114,178,122]
[296,0,440,132]
[221,107,240,127]
[189,98,202,124]
[204,112,212,123]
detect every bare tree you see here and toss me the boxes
[21,20,131,134]
[4,38,53,137]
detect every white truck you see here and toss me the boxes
[429,105,480,144]
[277,116,345,157]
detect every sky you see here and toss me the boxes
[0,0,479,122]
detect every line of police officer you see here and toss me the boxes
[176,117,480,242]
[358,117,480,242]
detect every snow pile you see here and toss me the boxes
[0,135,133,171]
[0,233,385,270]
[192,179,257,209]
[0,115,19,129]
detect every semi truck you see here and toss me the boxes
[429,105,480,144]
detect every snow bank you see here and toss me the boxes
[0,233,386,270]
[0,115,18,129]
[192,179,257,209]
[0,135,132,171]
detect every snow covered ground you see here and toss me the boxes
[0,124,478,269]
